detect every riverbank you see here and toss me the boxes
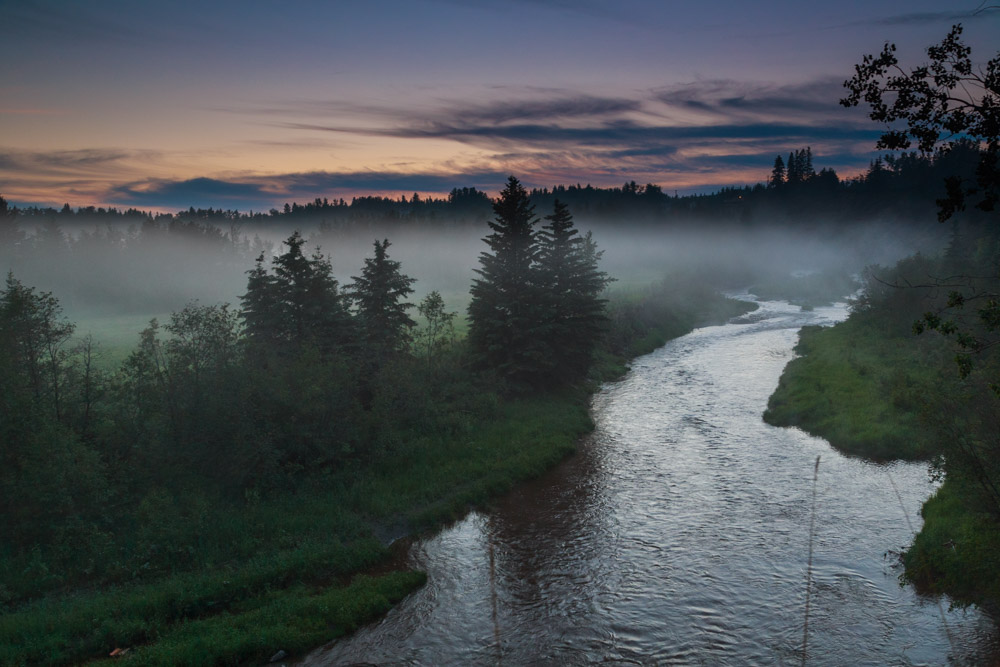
[764,302,1000,612]
[0,283,755,667]
[763,317,941,460]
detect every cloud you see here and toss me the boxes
[838,9,994,28]
[654,78,857,123]
[0,148,155,177]
[225,92,641,126]
[8,80,888,209]
[105,170,513,210]
[108,177,272,209]
[276,118,879,150]
[245,80,876,160]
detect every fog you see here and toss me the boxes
[0,211,947,346]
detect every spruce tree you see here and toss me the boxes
[468,176,546,388]
[536,201,613,384]
[769,155,786,188]
[787,151,799,184]
[240,232,353,355]
[302,246,355,353]
[240,252,281,349]
[347,238,416,358]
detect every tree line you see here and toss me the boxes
[3,138,989,232]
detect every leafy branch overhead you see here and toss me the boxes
[841,24,999,221]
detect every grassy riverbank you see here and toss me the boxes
[904,478,1000,609]
[1,283,754,666]
[763,264,1000,611]
[763,317,943,460]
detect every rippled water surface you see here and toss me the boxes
[305,297,999,666]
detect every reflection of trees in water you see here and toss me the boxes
[482,430,613,633]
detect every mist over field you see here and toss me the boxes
[2,211,945,335]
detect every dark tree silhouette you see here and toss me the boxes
[348,238,416,358]
[468,176,547,388]
[244,231,353,354]
[536,200,613,384]
[841,23,999,221]
[769,155,786,188]
[240,252,282,350]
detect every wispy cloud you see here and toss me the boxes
[105,170,513,210]
[837,8,994,28]
[653,78,858,123]
[0,148,159,177]
[7,79,886,209]
[240,81,876,159]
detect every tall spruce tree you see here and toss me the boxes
[347,238,416,358]
[240,252,281,349]
[240,232,353,355]
[787,151,799,184]
[535,200,613,384]
[468,176,547,388]
[769,155,786,188]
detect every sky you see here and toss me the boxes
[1,0,997,211]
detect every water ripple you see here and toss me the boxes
[302,298,999,666]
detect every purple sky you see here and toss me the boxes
[2,0,997,211]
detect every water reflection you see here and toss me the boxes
[304,298,999,666]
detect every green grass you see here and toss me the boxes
[903,478,1000,609]
[764,308,1000,612]
[70,313,167,368]
[0,395,592,666]
[763,318,944,460]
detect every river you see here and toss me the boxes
[303,296,999,666]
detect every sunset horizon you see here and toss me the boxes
[5,0,996,211]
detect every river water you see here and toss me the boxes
[305,297,999,666]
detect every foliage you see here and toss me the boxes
[903,478,1000,609]
[414,290,457,365]
[842,23,1000,387]
[268,231,354,353]
[841,24,999,221]
[347,238,417,359]
[535,201,614,385]
[0,172,769,663]
[468,176,548,388]
[763,320,943,461]
[766,246,1000,608]
[468,181,613,390]
[0,274,108,548]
